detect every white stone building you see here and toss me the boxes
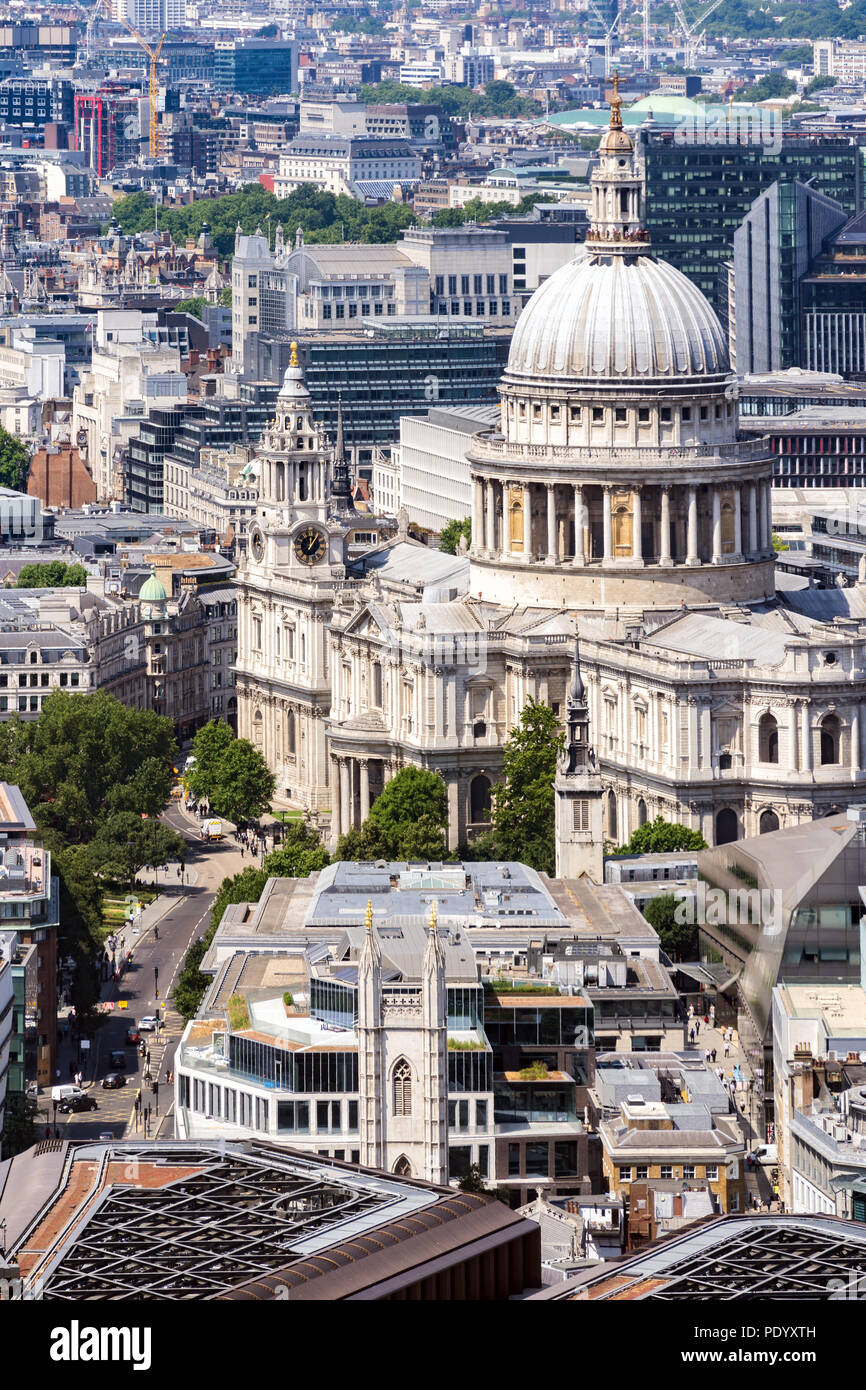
[235,92,866,856]
[394,405,500,533]
[273,136,421,200]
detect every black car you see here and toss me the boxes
[109,1050,127,1070]
[59,1095,98,1114]
[101,1073,126,1090]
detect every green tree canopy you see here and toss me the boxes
[615,816,707,856]
[439,518,471,555]
[642,892,698,961]
[262,820,330,877]
[739,70,797,101]
[187,718,235,801]
[0,427,29,491]
[335,766,449,861]
[16,561,89,589]
[483,700,564,874]
[173,295,207,318]
[207,739,275,824]
[85,811,186,880]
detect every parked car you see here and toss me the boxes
[125,1024,140,1045]
[58,1095,98,1114]
[51,1084,86,1104]
[138,1016,159,1032]
[101,1073,126,1090]
[98,1130,114,1141]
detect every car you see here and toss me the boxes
[138,1016,159,1032]
[109,1050,127,1070]
[58,1095,98,1114]
[98,1130,114,1141]
[125,1026,140,1045]
[101,1072,126,1089]
[746,1144,778,1167]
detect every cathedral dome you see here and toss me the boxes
[505,249,730,386]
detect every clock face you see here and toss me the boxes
[294,526,327,566]
[249,526,265,563]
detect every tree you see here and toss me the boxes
[186,718,235,802]
[615,816,707,856]
[335,766,449,861]
[262,820,330,877]
[642,892,698,961]
[173,295,207,318]
[439,517,471,555]
[772,533,789,552]
[85,811,186,881]
[16,561,89,588]
[485,700,564,874]
[0,426,29,491]
[805,74,837,95]
[208,739,275,824]
[457,1163,489,1194]
[739,71,797,102]
[1,1091,37,1158]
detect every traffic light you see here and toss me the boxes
[154,965,159,1000]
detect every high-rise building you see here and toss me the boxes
[640,128,861,316]
[113,0,186,32]
[214,39,298,98]
[733,179,847,375]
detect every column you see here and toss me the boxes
[360,759,370,822]
[748,482,758,556]
[472,477,483,551]
[632,487,643,565]
[733,485,742,559]
[700,703,711,770]
[339,757,351,828]
[331,757,342,839]
[852,708,860,776]
[523,482,532,560]
[603,486,613,564]
[484,479,495,554]
[788,704,799,774]
[711,488,722,564]
[573,484,585,564]
[801,702,813,773]
[759,481,769,554]
[686,486,699,565]
[447,673,458,738]
[546,483,556,564]
[688,700,699,769]
[659,486,672,566]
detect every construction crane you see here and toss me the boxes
[589,1,622,81]
[673,0,724,71]
[116,14,165,160]
[84,0,109,67]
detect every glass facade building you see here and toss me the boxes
[214,40,298,97]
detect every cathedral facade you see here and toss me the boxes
[236,92,866,856]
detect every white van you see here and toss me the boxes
[200,818,223,841]
[50,1084,86,1103]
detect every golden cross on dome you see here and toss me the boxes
[609,69,623,129]
[289,341,299,367]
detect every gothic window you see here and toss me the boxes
[758,712,778,764]
[820,714,840,765]
[393,1059,412,1116]
[393,1155,412,1177]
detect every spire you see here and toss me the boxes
[330,392,355,516]
[365,898,373,932]
[568,637,585,704]
[423,899,445,971]
[609,69,623,130]
[560,635,594,776]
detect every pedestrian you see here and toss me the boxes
[704,1048,711,1063]
[45,1125,51,1140]
[711,1048,717,1064]
[724,1041,730,1058]
[240,846,245,859]
[689,1028,695,1044]
[695,1019,700,1036]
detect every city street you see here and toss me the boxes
[44,803,256,1143]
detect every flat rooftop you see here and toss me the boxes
[777,982,866,1034]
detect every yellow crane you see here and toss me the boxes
[116,15,165,160]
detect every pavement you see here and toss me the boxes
[41,801,260,1144]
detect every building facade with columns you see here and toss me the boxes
[236,91,866,856]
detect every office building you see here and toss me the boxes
[391,405,499,532]
[0,76,72,131]
[739,406,866,487]
[214,41,298,98]
[274,135,421,200]
[813,39,866,83]
[640,128,861,316]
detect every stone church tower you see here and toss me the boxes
[555,639,604,881]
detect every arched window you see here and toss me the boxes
[253,709,263,746]
[393,1155,412,1177]
[759,809,779,834]
[287,708,295,755]
[758,712,778,764]
[820,714,840,766]
[637,797,647,826]
[716,807,738,845]
[392,1059,412,1116]
[605,789,617,841]
[470,774,492,824]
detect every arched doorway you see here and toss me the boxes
[759,809,779,834]
[469,774,492,824]
[716,807,738,845]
